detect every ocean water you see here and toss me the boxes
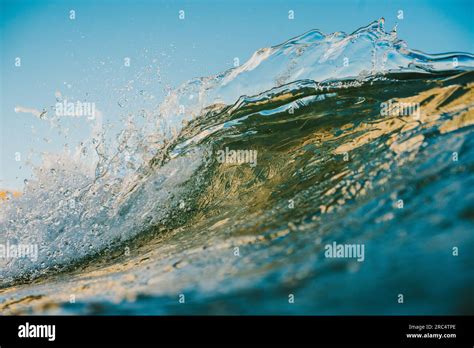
[1,19,473,315]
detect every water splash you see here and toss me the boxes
[158,18,473,133]
[1,19,473,298]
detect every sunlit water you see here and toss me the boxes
[1,19,473,314]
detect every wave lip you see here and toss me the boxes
[159,18,474,131]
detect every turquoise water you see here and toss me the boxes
[0,20,473,314]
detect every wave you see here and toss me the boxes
[1,19,473,314]
[158,18,473,131]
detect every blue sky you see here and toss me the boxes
[1,0,473,190]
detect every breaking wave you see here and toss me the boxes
[1,19,473,315]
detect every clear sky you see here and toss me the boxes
[1,0,473,190]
